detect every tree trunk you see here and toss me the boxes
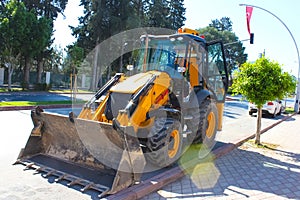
[8,65,13,92]
[37,59,43,84]
[255,107,262,144]
[24,56,31,89]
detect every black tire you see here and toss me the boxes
[146,118,183,167]
[278,107,283,115]
[187,98,218,158]
[271,109,277,118]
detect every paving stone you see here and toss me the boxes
[142,115,300,200]
[293,190,300,197]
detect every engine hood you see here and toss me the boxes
[110,71,163,94]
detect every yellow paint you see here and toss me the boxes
[168,129,180,158]
[206,111,216,138]
[216,103,224,131]
[78,107,93,120]
[91,94,109,121]
[189,57,199,87]
[129,71,171,131]
[178,28,200,36]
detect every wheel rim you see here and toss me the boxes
[206,112,216,139]
[168,129,180,158]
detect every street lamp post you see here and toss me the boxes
[239,3,300,113]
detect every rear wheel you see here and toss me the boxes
[270,109,277,118]
[146,118,183,167]
[187,98,218,158]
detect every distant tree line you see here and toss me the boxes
[0,0,186,90]
[72,0,185,53]
[0,0,67,90]
[69,0,186,86]
[0,0,247,91]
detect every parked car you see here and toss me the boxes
[248,100,285,117]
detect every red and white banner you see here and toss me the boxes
[246,6,253,35]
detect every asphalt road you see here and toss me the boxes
[0,97,293,200]
[0,91,94,102]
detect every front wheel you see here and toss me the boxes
[146,118,183,168]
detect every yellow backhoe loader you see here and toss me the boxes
[15,28,228,197]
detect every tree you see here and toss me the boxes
[148,0,169,27]
[0,0,66,89]
[23,0,67,21]
[0,1,26,90]
[43,46,64,74]
[131,0,149,27]
[198,25,247,82]
[65,45,84,75]
[166,0,186,29]
[24,0,67,85]
[230,57,296,144]
[147,0,185,29]
[73,0,186,53]
[210,17,233,31]
[19,11,52,88]
[0,0,54,89]
[70,0,186,89]
[70,0,186,90]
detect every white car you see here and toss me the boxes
[248,100,284,117]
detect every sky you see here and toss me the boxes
[53,0,300,77]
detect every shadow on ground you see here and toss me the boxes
[156,147,300,199]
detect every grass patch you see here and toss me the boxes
[284,107,295,114]
[0,100,77,107]
[246,139,279,150]
[0,88,23,92]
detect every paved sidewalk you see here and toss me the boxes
[142,115,300,200]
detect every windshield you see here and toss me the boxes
[136,36,189,74]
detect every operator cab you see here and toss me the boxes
[135,28,228,103]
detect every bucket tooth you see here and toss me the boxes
[24,162,35,170]
[43,170,56,178]
[55,174,67,182]
[13,160,22,165]
[67,179,81,187]
[35,166,45,172]
[81,182,94,192]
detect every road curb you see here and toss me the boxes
[106,113,297,200]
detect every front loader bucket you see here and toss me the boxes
[16,107,145,197]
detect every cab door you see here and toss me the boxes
[206,41,228,103]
